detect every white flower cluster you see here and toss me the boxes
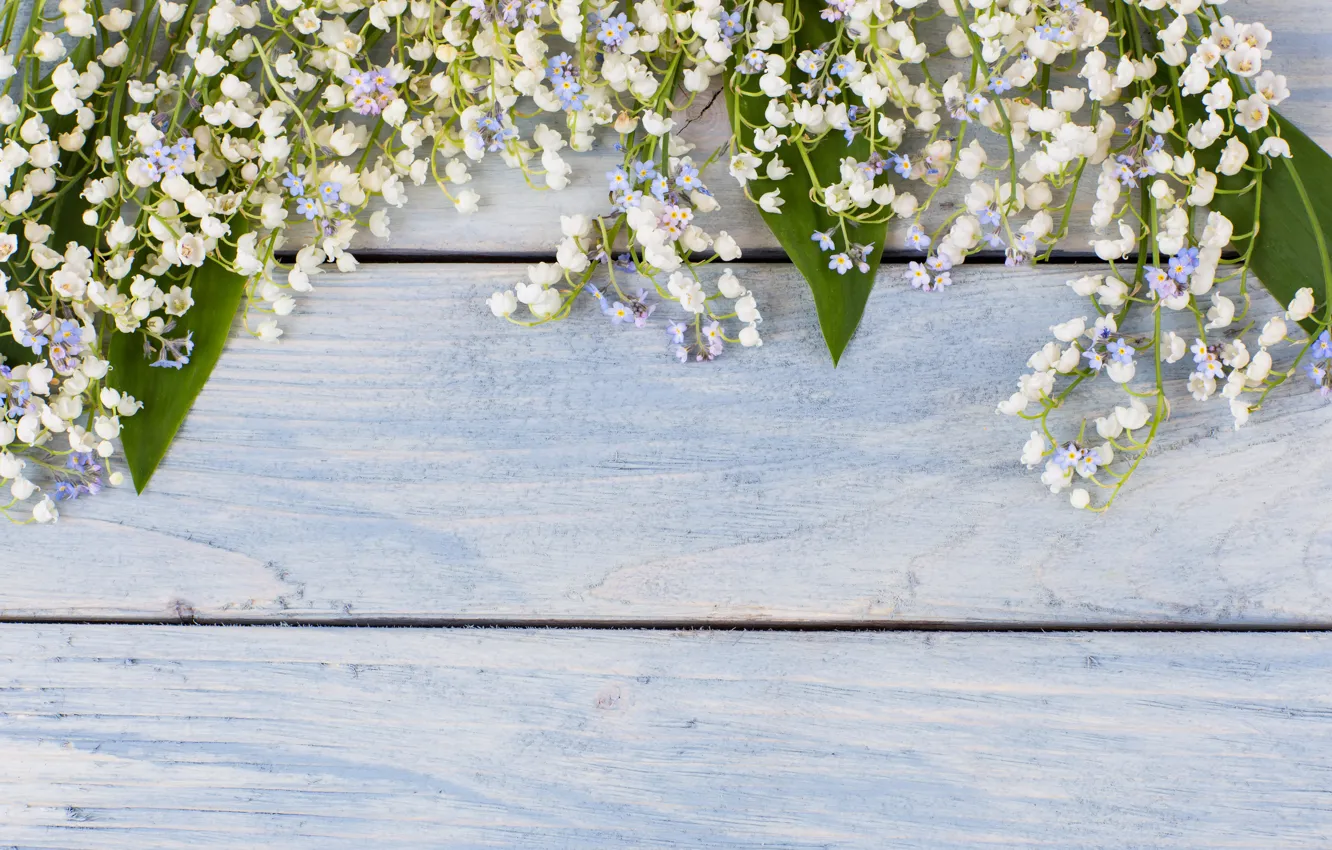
[988,1,1332,510]
[457,0,779,355]
[3,0,1329,523]
[727,0,1129,280]
[1,0,776,522]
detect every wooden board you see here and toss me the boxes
[347,0,1332,256]
[2,625,1330,849]
[6,263,1332,625]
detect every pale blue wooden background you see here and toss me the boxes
[2,1,1331,847]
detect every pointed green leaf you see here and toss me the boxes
[109,222,250,493]
[726,17,888,365]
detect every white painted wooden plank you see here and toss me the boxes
[357,0,1332,255]
[4,262,1332,624]
[1,626,1330,848]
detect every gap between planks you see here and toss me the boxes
[2,616,1331,632]
[278,250,1117,265]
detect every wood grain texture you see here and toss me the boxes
[2,625,1331,849]
[351,0,1332,256]
[5,262,1332,625]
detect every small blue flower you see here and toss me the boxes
[674,162,700,190]
[667,321,687,344]
[1053,442,1081,471]
[52,320,83,349]
[16,329,47,355]
[67,452,100,474]
[1109,338,1136,364]
[3,377,32,414]
[905,262,930,289]
[1145,266,1181,300]
[615,189,643,211]
[53,481,80,502]
[1197,354,1225,380]
[597,12,634,47]
[144,140,168,164]
[295,197,320,220]
[718,9,743,38]
[552,75,586,110]
[607,167,630,191]
[547,53,574,80]
[1034,23,1068,42]
[282,171,305,197]
[1311,330,1332,360]
[159,157,184,179]
[343,69,372,95]
[828,253,853,274]
[1167,247,1199,283]
[906,225,931,251]
[606,301,631,323]
[1074,449,1100,477]
[795,48,825,75]
[498,0,521,26]
[893,155,912,178]
[810,229,835,252]
[1112,156,1138,188]
[694,323,723,362]
[631,160,657,183]
[318,181,342,203]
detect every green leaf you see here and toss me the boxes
[726,17,888,365]
[109,222,250,493]
[1176,95,1332,334]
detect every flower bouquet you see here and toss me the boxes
[2,0,1330,522]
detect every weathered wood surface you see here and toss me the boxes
[2,626,1330,849]
[5,263,1331,625]
[356,0,1332,256]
